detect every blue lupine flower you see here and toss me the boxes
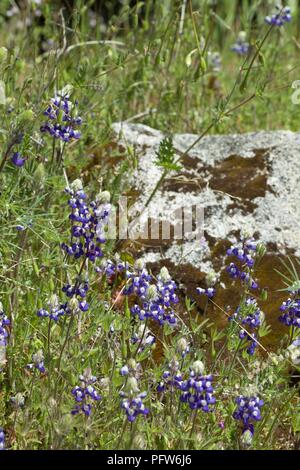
[231,32,250,55]
[37,294,71,322]
[179,361,216,412]
[27,350,46,374]
[120,390,149,422]
[71,370,101,416]
[95,258,125,279]
[279,292,300,328]
[119,359,143,379]
[126,265,178,327]
[62,281,89,299]
[226,237,260,290]
[61,180,111,263]
[0,303,12,373]
[265,5,292,26]
[0,304,10,360]
[208,51,222,72]
[131,324,155,353]
[287,337,300,365]
[229,298,264,355]
[79,300,89,312]
[40,94,81,142]
[0,428,5,450]
[120,372,149,422]
[157,359,183,393]
[11,152,26,167]
[123,264,152,299]
[233,395,264,436]
[196,287,216,298]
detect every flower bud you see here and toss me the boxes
[134,259,144,271]
[127,358,137,370]
[146,285,158,301]
[69,297,79,312]
[126,377,140,394]
[70,178,83,192]
[48,294,59,309]
[159,266,171,282]
[238,31,247,42]
[32,349,44,364]
[96,190,110,204]
[177,337,189,354]
[241,429,253,448]
[191,360,205,375]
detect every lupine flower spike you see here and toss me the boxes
[71,369,101,416]
[120,377,149,422]
[231,32,250,55]
[233,395,264,439]
[40,94,82,142]
[265,5,292,26]
[180,361,216,412]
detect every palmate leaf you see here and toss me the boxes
[274,256,300,292]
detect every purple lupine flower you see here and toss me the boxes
[0,304,10,370]
[62,281,89,299]
[11,152,26,167]
[71,369,101,416]
[61,180,111,263]
[233,395,264,436]
[231,32,250,55]
[127,265,178,327]
[27,350,46,374]
[119,359,143,379]
[95,258,125,279]
[131,324,155,353]
[279,291,300,328]
[229,298,264,356]
[196,287,216,298]
[226,236,261,290]
[179,361,216,412]
[79,300,89,312]
[120,370,149,422]
[120,377,149,422]
[0,428,5,450]
[265,5,292,26]
[40,94,82,142]
[208,51,222,72]
[37,294,71,322]
[157,359,183,393]
[121,391,149,422]
[287,337,300,365]
[123,261,152,299]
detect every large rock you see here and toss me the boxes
[112,123,300,347]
